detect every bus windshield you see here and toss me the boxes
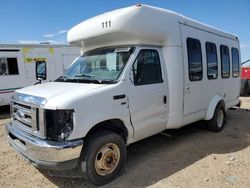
[56,47,134,84]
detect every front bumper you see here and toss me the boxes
[6,122,83,171]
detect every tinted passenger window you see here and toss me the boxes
[206,42,218,80]
[231,48,239,77]
[7,58,19,75]
[133,50,163,86]
[220,45,230,78]
[0,57,18,75]
[187,38,203,81]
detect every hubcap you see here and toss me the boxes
[217,109,224,128]
[95,143,120,176]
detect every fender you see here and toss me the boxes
[204,95,224,120]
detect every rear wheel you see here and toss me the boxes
[207,102,226,132]
[240,80,249,96]
[248,80,250,95]
[80,131,126,186]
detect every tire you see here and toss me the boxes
[248,80,250,95]
[80,131,126,186]
[207,102,226,132]
[240,80,246,96]
[243,80,249,96]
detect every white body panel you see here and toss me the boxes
[0,44,80,106]
[125,47,168,142]
[180,23,240,125]
[13,5,240,145]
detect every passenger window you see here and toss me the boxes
[0,57,18,76]
[7,58,19,75]
[220,45,230,78]
[133,50,163,86]
[231,48,239,77]
[186,38,203,81]
[206,42,218,80]
[0,58,7,75]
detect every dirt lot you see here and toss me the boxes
[0,98,250,188]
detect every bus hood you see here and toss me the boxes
[14,82,107,107]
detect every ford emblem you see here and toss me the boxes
[16,110,25,119]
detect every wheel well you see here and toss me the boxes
[205,95,226,120]
[85,119,128,143]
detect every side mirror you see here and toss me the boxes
[36,61,47,81]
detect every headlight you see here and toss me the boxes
[45,109,74,141]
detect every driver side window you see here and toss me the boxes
[133,49,163,86]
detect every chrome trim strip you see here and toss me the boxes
[13,114,32,126]
[39,109,45,137]
[12,93,47,107]
[31,107,37,131]
[6,123,83,163]
[13,120,32,134]
[12,104,31,116]
[12,120,45,139]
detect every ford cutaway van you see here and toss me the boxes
[6,4,241,185]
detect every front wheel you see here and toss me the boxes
[207,102,226,132]
[80,131,126,186]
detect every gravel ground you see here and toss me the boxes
[0,98,249,188]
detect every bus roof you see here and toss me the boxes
[67,4,238,51]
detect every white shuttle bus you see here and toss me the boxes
[6,5,241,185]
[0,44,80,106]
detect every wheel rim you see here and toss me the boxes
[217,109,224,128]
[95,143,120,176]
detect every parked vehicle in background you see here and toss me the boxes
[0,44,80,106]
[6,4,241,185]
[240,66,250,96]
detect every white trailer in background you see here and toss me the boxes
[0,44,80,106]
[6,4,241,185]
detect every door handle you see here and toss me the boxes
[113,94,126,100]
[163,95,167,104]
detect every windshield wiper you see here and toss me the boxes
[56,74,117,84]
[56,75,70,81]
[74,74,102,83]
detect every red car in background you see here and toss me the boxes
[241,66,250,96]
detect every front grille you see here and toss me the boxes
[13,102,33,128]
[11,100,45,138]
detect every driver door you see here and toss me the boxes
[127,47,168,141]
